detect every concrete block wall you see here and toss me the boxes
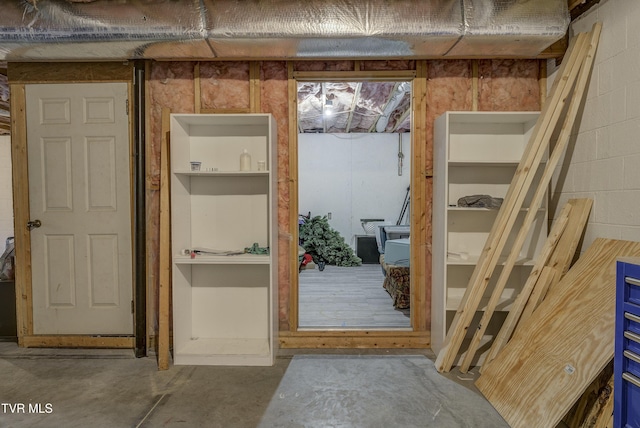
[0,135,13,248]
[550,0,640,249]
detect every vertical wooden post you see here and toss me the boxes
[287,61,299,332]
[250,61,261,113]
[10,83,32,344]
[472,60,479,111]
[157,107,171,370]
[411,60,428,331]
[194,62,201,114]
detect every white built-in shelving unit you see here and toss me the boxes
[170,114,278,366]
[431,111,547,365]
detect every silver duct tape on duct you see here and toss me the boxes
[449,0,570,57]
[0,0,568,61]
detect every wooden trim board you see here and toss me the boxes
[483,198,593,368]
[475,238,640,428]
[157,108,172,370]
[20,336,135,348]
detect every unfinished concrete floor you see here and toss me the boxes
[0,342,505,427]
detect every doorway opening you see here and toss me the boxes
[296,80,412,329]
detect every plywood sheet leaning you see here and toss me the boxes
[435,23,601,373]
[483,198,593,369]
[475,238,640,428]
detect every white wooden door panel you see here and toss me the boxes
[26,83,133,335]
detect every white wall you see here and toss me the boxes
[298,133,411,248]
[0,135,13,248]
[550,0,640,250]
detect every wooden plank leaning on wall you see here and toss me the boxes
[435,24,601,373]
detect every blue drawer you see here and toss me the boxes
[616,261,640,428]
[624,349,640,379]
[619,373,640,428]
[627,276,640,306]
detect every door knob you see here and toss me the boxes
[27,219,42,230]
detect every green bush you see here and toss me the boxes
[299,215,361,267]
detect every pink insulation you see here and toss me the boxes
[478,59,540,111]
[147,61,196,334]
[260,61,291,330]
[426,60,473,168]
[144,58,543,336]
[200,62,251,110]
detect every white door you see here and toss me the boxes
[26,83,133,335]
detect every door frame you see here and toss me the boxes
[9,62,138,348]
[280,62,430,348]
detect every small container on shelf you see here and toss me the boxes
[240,149,251,171]
[190,161,201,172]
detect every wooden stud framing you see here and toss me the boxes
[250,61,261,113]
[279,331,429,348]
[194,63,201,114]
[21,336,135,348]
[472,60,479,111]
[196,61,255,114]
[157,108,172,370]
[292,70,416,81]
[436,27,597,373]
[539,59,548,108]
[10,83,31,344]
[282,61,429,346]
[411,60,428,332]
[287,61,299,332]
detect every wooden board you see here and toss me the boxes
[157,107,171,370]
[475,238,640,428]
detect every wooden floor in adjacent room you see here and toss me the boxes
[298,263,411,329]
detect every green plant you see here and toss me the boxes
[299,215,361,267]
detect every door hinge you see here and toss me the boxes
[126,98,129,115]
[131,300,134,314]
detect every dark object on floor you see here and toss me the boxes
[355,235,380,264]
[0,280,16,339]
[318,260,325,271]
[458,194,503,208]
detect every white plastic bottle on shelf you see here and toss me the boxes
[240,149,251,171]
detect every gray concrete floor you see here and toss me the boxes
[0,342,495,428]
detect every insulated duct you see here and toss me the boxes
[0,0,569,61]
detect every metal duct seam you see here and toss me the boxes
[0,0,568,61]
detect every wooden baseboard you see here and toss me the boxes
[19,335,135,348]
[279,331,430,349]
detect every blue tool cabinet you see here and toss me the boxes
[615,259,640,428]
